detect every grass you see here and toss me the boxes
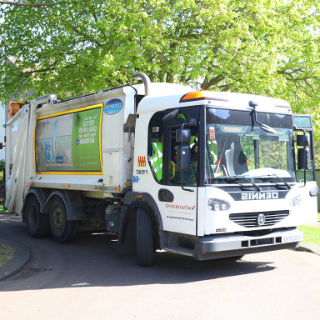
[0,243,14,267]
[299,225,320,248]
[298,213,320,248]
[0,205,8,213]
[0,171,14,268]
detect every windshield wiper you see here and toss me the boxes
[219,175,262,191]
[258,174,292,190]
[275,175,292,189]
[237,176,262,191]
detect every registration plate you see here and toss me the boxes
[282,234,303,243]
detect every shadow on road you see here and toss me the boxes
[0,213,276,292]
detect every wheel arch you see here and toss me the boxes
[42,190,86,221]
[22,188,48,222]
[120,192,163,251]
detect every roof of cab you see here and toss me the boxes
[137,83,291,114]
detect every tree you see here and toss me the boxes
[0,1,56,6]
[1,0,320,117]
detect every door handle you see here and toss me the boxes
[158,189,174,202]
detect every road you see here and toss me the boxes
[1,212,320,320]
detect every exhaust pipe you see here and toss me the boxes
[132,73,151,96]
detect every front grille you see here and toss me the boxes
[229,210,289,228]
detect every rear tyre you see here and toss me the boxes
[26,195,50,238]
[49,196,77,243]
[136,208,156,266]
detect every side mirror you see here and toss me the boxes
[177,146,191,171]
[176,129,191,144]
[297,134,310,147]
[298,149,310,171]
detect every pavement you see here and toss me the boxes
[0,218,319,281]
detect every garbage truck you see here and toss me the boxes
[1,73,318,266]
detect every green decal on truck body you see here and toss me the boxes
[71,108,101,171]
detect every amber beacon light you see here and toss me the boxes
[180,91,229,103]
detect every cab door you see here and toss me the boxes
[148,107,199,236]
[293,114,318,223]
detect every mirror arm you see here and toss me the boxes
[293,125,306,135]
[253,109,263,127]
[251,106,276,133]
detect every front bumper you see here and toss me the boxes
[193,228,302,261]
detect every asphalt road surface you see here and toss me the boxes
[1,212,320,320]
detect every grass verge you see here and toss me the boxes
[0,243,15,267]
[298,213,320,248]
[299,225,320,248]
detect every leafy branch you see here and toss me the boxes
[0,1,57,6]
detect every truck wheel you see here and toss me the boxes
[136,208,156,266]
[49,196,77,243]
[26,195,50,238]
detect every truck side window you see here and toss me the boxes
[148,111,165,184]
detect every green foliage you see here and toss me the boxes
[1,1,320,161]
[1,1,320,103]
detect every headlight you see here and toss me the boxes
[289,195,301,207]
[208,198,231,211]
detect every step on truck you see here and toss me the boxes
[2,73,318,266]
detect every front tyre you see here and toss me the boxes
[49,196,77,243]
[26,195,50,238]
[136,208,156,266]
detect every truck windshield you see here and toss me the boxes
[205,108,295,185]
